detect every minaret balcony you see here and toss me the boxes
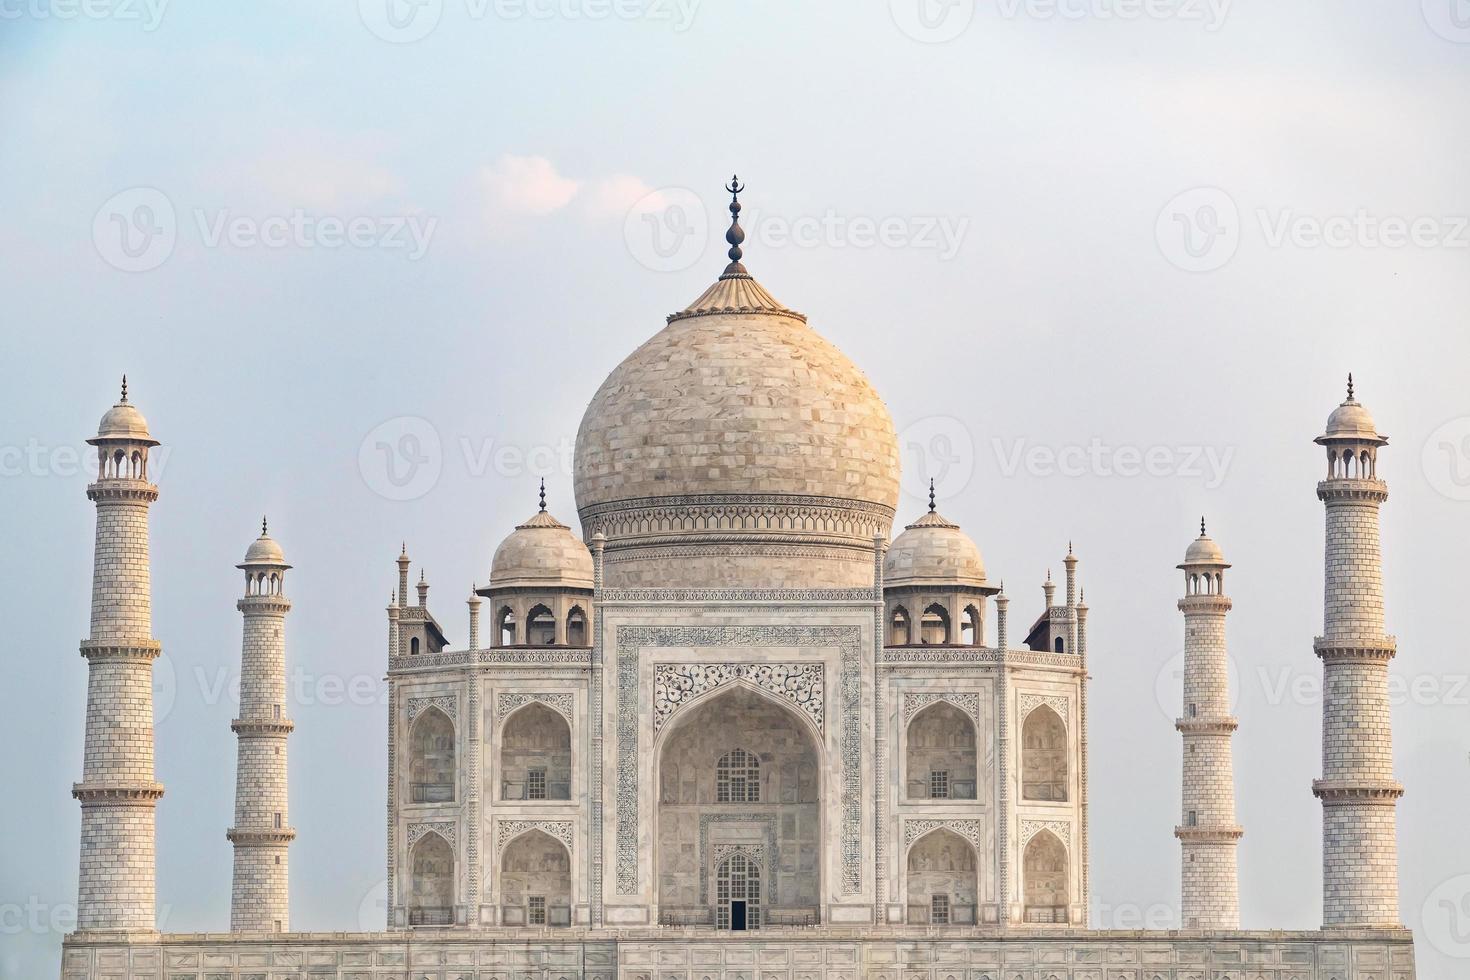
[231,717,295,736]
[1174,716,1238,734]
[85,480,159,503]
[1316,479,1388,503]
[1174,824,1244,843]
[226,827,297,845]
[1311,779,1404,803]
[1313,637,1397,662]
[72,781,165,803]
[78,639,161,662]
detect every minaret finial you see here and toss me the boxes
[1347,372,1354,400]
[262,515,268,536]
[538,477,547,512]
[1200,516,1207,537]
[120,374,128,402]
[927,478,936,513]
[722,174,746,276]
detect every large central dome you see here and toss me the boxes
[573,185,900,589]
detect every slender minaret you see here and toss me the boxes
[1312,376,1403,928]
[1175,519,1242,929]
[228,519,295,932]
[72,378,165,933]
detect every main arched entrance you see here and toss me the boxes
[654,684,822,928]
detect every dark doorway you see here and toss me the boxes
[730,900,747,931]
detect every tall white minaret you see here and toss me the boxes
[1175,519,1242,929]
[73,377,165,932]
[228,519,295,932]
[1312,376,1403,928]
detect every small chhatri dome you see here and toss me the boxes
[1180,517,1228,567]
[1318,373,1386,444]
[489,489,594,590]
[239,517,290,568]
[884,505,988,588]
[91,374,159,445]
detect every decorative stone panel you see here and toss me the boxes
[1017,693,1068,726]
[653,662,824,733]
[406,695,457,724]
[902,818,983,850]
[1019,819,1071,850]
[497,692,575,722]
[495,819,574,855]
[902,692,980,725]
[406,820,456,849]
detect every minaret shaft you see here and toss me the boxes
[229,536,295,933]
[1314,484,1401,927]
[74,391,165,934]
[1175,527,1240,931]
[1311,381,1402,930]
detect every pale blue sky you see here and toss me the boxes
[3,3,1469,977]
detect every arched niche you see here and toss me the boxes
[409,832,454,926]
[1022,830,1069,923]
[906,828,978,924]
[409,707,455,804]
[500,702,571,801]
[1021,705,1068,802]
[654,684,821,926]
[905,701,977,801]
[500,829,571,927]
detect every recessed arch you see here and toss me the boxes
[906,701,977,801]
[500,701,571,801]
[501,829,571,927]
[408,707,455,803]
[961,605,982,646]
[408,831,454,926]
[566,605,588,647]
[1022,829,1069,923]
[497,606,516,646]
[1021,704,1068,802]
[890,605,912,646]
[654,684,821,926]
[921,603,951,645]
[906,828,978,924]
[525,604,556,645]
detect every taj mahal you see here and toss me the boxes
[60,181,1416,979]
